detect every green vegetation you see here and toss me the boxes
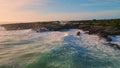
[1,19,120,34]
[71,19,120,29]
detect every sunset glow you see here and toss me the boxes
[0,0,120,24]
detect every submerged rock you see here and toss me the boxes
[104,43,120,50]
[77,31,81,36]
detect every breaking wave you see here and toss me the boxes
[0,29,120,68]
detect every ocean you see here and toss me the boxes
[0,26,120,68]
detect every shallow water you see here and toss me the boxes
[0,27,120,68]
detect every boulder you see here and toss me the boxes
[77,32,81,36]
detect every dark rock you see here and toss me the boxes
[88,27,104,34]
[32,27,49,32]
[105,29,120,35]
[79,26,114,42]
[79,26,91,31]
[77,32,81,36]
[105,43,120,49]
[99,33,112,42]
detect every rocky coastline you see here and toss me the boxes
[78,26,120,50]
[1,19,120,49]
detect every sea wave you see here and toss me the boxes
[0,29,120,68]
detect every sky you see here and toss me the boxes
[0,0,120,24]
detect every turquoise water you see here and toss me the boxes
[0,28,120,68]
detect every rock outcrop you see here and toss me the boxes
[77,32,81,36]
[1,19,120,50]
[104,43,120,49]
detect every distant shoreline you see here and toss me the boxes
[1,19,120,35]
[1,18,120,39]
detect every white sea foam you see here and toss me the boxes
[0,29,120,67]
[0,26,6,31]
[109,35,120,45]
